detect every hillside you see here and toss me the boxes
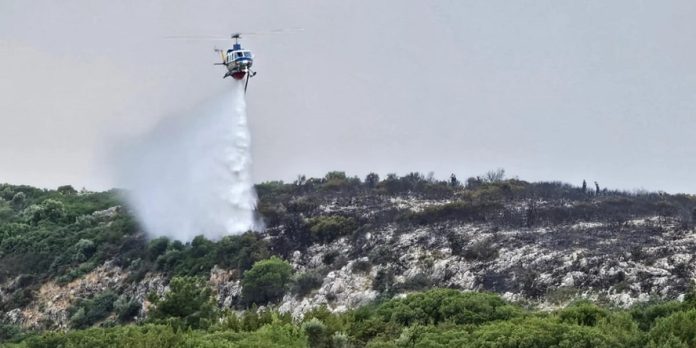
[1,172,696,346]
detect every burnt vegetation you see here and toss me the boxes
[1,171,696,342]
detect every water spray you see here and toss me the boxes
[117,81,257,241]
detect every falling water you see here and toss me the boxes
[117,81,257,241]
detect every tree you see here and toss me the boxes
[149,276,216,329]
[450,174,460,187]
[323,171,349,190]
[73,239,96,262]
[242,257,294,306]
[582,180,587,194]
[485,168,506,183]
[365,173,380,189]
[57,185,77,195]
[10,192,25,210]
[21,199,66,224]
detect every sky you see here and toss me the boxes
[1,0,696,193]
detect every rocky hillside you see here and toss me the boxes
[1,172,696,330]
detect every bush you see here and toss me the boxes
[17,323,308,348]
[376,289,520,326]
[68,290,118,329]
[372,268,395,295]
[308,216,356,243]
[57,185,77,195]
[471,316,620,347]
[321,171,361,191]
[22,199,66,225]
[147,237,169,261]
[293,271,324,297]
[406,201,502,225]
[557,301,610,326]
[631,301,685,331]
[399,273,433,291]
[148,276,216,329]
[0,323,23,343]
[72,239,96,262]
[216,233,270,272]
[351,259,372,274]
[647,309,696,347]
[114,297,141,323]
[461,239,499,262]
[241,257,294,306]
[302,318,328,348]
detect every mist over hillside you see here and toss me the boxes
[1,172,696,345]
[114,83,257,242]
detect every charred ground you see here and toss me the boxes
[1,171,696,332]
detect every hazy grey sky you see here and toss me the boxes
[1,0,696,193]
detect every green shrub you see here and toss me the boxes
[146,237,169,260]
[22,199,66,225]
[68,290,118,329]
[631,300,684,331]
[16,323,307,348]
[0,323,24,343]
[557,301,610,326]
[308,216,356,243]
[647,309,696,347]
[471,316,619,347]
[241,257,294,306]
[302,318,328,348]
[292,271,324,297]
[376,289,521,326]
[406,201,502,225]
[114,297,141,323]
[57,185,77,195]
[148,276,216,329]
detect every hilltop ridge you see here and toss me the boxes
[1,171,695,333]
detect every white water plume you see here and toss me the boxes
[116,82,258,241]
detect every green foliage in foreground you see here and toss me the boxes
[7,323,306,348]
[9,288,696,347]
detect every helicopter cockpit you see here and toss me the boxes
[226,49,253,64]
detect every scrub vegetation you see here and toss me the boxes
[1,171,696,346]
[5,286,696,347]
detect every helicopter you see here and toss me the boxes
[166,28,301,93]
[214,33,257,92]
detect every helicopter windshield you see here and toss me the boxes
[244,51,252,58]
[235,52,244,58]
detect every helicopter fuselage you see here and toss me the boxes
[226,58,252,80]
[224,44,254,80]
[217,37,256,91]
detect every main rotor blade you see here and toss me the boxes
[244,27,305,35]
[164,36,230,41]
[164,28,304,40]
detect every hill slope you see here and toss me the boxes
[1,172,695,331]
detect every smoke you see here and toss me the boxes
[115,82,258,241]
